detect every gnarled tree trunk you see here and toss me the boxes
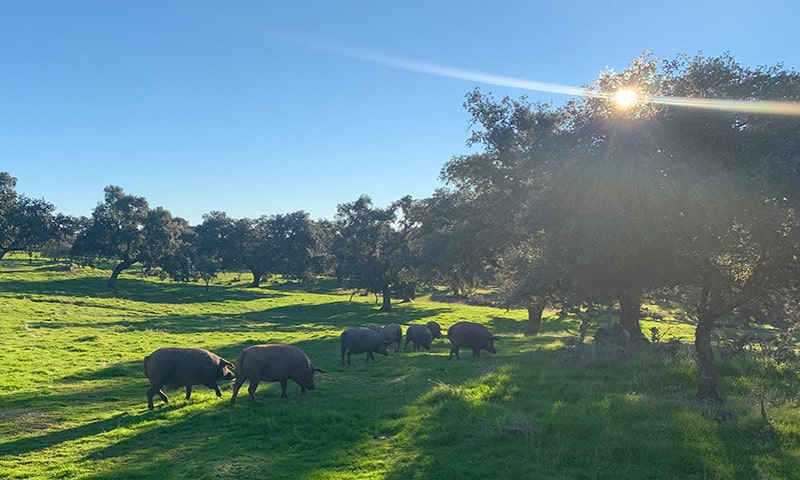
[248,268,265,288]
[380,287,392,311]
[525,298,548,336]
[695,313,721,402]
[107,259,134,288]
[619,289,645,344]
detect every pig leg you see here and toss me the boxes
[185,385,193,400]
[248,379,260,403]
[449,346,460,360]
[147,385,169,409]
[280,379,288,398]
[230,376,247,404]
[205,381,223,397]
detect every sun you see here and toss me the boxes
[614,89,638,107]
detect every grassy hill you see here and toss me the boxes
[0,258,798,479]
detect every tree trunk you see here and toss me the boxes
[107,259,134,288]
[525,299,547,336]
[380,287,392,311]
[695,314,721,402]
[249,269,262,288]
[619,289,645,343]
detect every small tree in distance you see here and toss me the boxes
[196,210,319,288]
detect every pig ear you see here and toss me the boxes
[220,359,235,369]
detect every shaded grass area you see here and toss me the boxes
[0,258,798,479]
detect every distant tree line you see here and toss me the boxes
[2,52,799,402]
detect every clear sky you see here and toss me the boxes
[2,1,798,225]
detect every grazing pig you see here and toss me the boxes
[426,321,442,339]
[340,328,389,365]
[404,324,433,351]
[447,321,498,360]
[380,323,403,352]
[143,347,235,410]
[230,344,324,404]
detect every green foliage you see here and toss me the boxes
[439,54,800,400]
[333,195,413,310]
[0,259,798,479]
[196,211,320,288]
[0,172,58,259]
[71,186,186,288]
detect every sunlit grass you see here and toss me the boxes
[0,256,798,478]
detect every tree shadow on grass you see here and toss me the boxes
[0,274,276,305]
[378,349,794,480]
[0,410,153,459]
[266,277,349,295]
[65,342,491,479]
[3,336,791,479]
[0,379,148,458]
[26,300,453,337]
[485,314,527,335]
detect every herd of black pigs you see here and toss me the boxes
[143,320,498,409]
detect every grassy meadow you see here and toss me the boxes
[0,257,799,479]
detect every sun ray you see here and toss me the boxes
[284,33,800,116]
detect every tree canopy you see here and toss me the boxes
[440,52,800,400]
[71,186,184,288]
[0,172,58,259]
[332,195,413,311]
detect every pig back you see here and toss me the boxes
[447,321,493,348]
[145,347,230,388]
[237,344,313,381]
[340,328,382,354]
[407,324,432,348]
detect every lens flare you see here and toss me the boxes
[648,95,800,116]
[615,89,638,107]
[284,33,800,116]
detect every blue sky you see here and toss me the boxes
[2,1,798,225]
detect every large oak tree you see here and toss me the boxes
[71,186,184,288]
[332,195,413,311]
[440,53,800,401]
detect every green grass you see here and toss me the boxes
[0,257,798,479]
